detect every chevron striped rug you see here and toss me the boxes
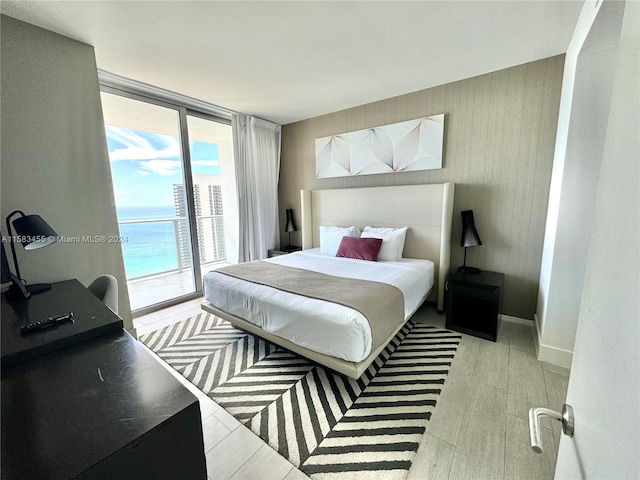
[140,313,461,479]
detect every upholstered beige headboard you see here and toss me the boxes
[300,183,455,312]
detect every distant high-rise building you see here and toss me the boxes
[208,184,225,259]
[172,184,194,269]
[173,174,225,268]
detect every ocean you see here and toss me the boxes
[117,205,181,279]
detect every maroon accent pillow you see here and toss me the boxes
[336,236,383,262]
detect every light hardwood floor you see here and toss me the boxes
[134,300,569,480]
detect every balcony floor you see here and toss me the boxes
[128,262,228,312]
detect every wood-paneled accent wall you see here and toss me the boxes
[279,55,564,319]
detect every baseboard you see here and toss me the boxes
[499,314,532,326]
[533,313,542,358]
[536,343,573,368]
[532,313,573,369]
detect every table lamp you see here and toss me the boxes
[5,210,59,297]
[284,208,299,252]
[458,209,482,274]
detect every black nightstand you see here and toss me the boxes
[268,247,301,258]
[445,270,504,342]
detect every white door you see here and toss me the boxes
[552,1,639,477]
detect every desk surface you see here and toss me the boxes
[1,329,204,479]
[1,279,123,368]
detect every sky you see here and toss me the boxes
[105,125,221,211]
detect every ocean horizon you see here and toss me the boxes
[117,205,182,279]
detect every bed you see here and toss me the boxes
[202,183,455,378]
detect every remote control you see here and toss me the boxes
[20,313,74,334]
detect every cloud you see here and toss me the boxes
[106,126,181,161]
[139,160,182,176]
[105,126,220,178]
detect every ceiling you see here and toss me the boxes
[1,1,583,125]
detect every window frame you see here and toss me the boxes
[99,81,232,317]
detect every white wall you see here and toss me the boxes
[535,0,624,367]
[1,16,133,328]
[555,0,639,475]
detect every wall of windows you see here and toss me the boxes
[100,87,235,314]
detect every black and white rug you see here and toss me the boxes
[140,313,461,479]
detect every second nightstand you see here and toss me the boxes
[268,247,301,258]
[445,270,504,341]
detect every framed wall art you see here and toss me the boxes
[315,113,444,178]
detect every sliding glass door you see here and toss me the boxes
[186,114,233,275]
[100,91,231,313]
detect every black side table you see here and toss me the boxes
[445,270,504,341]
[268,246,301,257]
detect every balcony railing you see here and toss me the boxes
[117,215,226,281]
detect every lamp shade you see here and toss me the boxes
[12,214,58,250]
[285,209,297,233]
[460,210,482,248]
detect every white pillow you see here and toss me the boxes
[361,226,408,261]
[319,226,359,256]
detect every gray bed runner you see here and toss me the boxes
[215,260,405,355]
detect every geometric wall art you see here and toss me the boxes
[315,113,444,178]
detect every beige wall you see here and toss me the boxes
[1,16,133,328]
[279,55,564,319]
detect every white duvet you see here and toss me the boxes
[203,248,434,363]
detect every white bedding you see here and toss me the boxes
[203,248,435,363]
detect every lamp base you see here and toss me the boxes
[283,245,301,253]
[27,283,52,295]
[5,281,30,299]
[4,281,52,300]
[458,266,482,275]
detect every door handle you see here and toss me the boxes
[528,404,574,454]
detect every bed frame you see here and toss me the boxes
[202,182,455,378]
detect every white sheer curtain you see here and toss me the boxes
[232,114,281,262]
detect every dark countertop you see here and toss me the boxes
[1,329,201,479]
[1,279,123,368]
